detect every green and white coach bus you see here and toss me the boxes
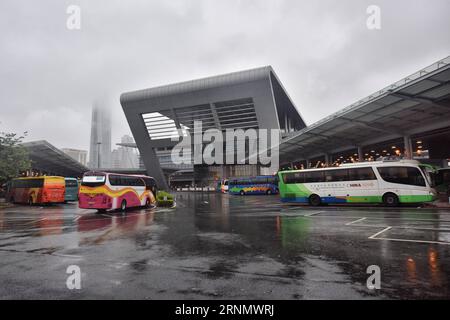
[278,160,437,206]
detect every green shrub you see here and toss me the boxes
[156,190,175,207]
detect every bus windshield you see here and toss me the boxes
[418,164,435,187]
[81,175,106,187]
[65,179,79,188]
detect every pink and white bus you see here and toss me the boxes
[78,171,157,212]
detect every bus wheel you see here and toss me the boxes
[240,190,245,196]
[266,189,272,195]
[97,209,106,214]
[120,200,127,212]
[383,193,399,207]
[309,194,321,206]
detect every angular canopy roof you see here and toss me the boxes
[21,140,89,177]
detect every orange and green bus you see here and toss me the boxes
[7,176,66,205]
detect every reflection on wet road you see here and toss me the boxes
[0,193,449,299]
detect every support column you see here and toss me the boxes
[357,146,363,162]
[324,154,330,166]
[306,159,311,169]
[404,136,413,160]
[221,165,226,180]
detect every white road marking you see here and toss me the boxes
[368,226,392,239]
[24,218,46,224]
[303,211,326,217]
[356,224,450,232]
[0,216,39,220]
[345,217,367,225]
[52,253,83,259]
[372,237,450,246]
[298,214,450,224]
[16,226,73,232]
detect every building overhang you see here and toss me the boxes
[21,140,89,177]
[275,56,450,163]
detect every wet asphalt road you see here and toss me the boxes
[0,192,449,299]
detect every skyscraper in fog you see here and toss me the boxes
[88,101,112,168]
[111,135,139,169]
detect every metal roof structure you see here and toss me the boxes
[123,66,284,103]
[277,56,450,163]
[121,65,307,189]
[21,140,89,177]
[121,66,305,141]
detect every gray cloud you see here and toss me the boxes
[0,0,449,151]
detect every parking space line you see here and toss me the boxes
[304,211,325,217]
[0,216,39,220]
[23,218,46,225]
[52,253,83,259]
[371,237,450,246]
[368,226,392,239]
[306,214,450,223]
[345,217,367,225]
[356,224,450,232]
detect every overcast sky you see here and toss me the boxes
[1,0,449,153]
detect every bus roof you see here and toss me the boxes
[83,171,154,179]
[229,175,276,180]
[13,176,64,180]
[340,159,420,167]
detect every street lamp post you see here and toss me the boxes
[97,142,102,168]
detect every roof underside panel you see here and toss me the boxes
[269,72,306,132]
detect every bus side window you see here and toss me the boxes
[325,169,349,182]
[306,171,324,183]
[348,168,376,181]
[283,172,305,184]
[378,166,425,187]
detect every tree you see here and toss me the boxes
[0,131,31,185]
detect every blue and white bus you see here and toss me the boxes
[228,175,279,196]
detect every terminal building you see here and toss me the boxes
[121,66,306,189]
[121,56,450,189]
